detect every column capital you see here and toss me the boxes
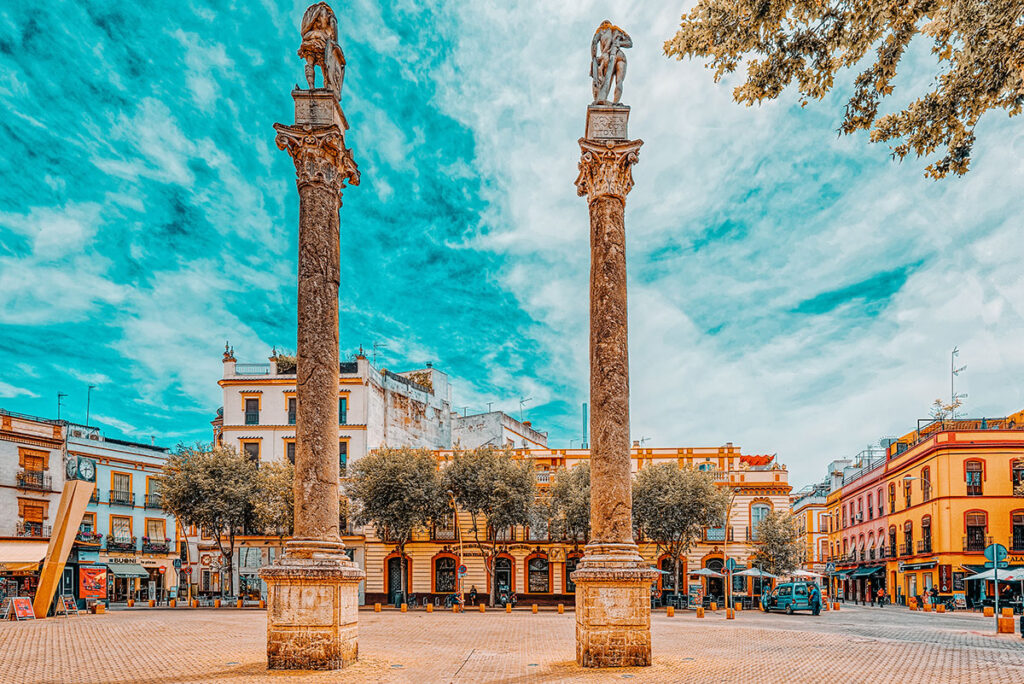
[574,138,643,204]
[274,123,360,198]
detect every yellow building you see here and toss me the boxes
[883,410,1024,607]
[791,481,829,573]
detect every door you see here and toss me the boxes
[776,584,792,609]
[495,557,512,593]
[793,583,809,609]
[705,559,724,601]
[387,557,407,604]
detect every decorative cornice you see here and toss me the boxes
[575,137,642,204]
[273,123,360,198]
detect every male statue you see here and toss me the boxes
[590,20,632,105]
[299,2,346,100]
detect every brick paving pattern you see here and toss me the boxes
[2,604,1023,683]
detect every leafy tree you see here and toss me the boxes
[253,459,294,537]
[345,448,447,600]
[161,443,259,597]
[665,1,1022,177]
[548,463,590,545]
[633,464,731,599]
[752,509,803,577]
[442,447,537,606]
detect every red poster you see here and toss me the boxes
[938,565,952,593]
[12,597,35,620]
[79,567,107,600]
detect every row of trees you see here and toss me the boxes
[162,444,803,601]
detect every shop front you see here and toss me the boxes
[0,539,48,604]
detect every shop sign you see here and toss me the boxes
[1,597,36,620]
[939,565,952,592]
[952,571,966,591]
[79,567,107,600]
[105,556,139,564]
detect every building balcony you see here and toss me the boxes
[16,469,51,491]
[899,543,913,557]
[89,490,100,504]
[963,535,992,553]
[244,411,260,425]
[109,490,134,506]
[107,536,137,553]
[15,522,50,538]
[76,531,103,545]
[917,540,932,554]
[144,494,162,509]
[433,526,457,541]
[1011,536,1024,553]
[705,527,734,542]
[142,538,171,554]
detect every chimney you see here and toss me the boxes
[523,420,532,428]
[632,440,640,447]
[222,341,236,377]
[426,362,433,368]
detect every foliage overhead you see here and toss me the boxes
[443,447,537,536]
[752,509,803,576]
[665,0,1024,177]
[548,462,590,544]
[252,459,295,536]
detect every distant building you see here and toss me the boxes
[452,411,548,450]
[790,480,829,573]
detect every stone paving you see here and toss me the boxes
[2,604,1023,683]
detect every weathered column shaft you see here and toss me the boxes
[588,193,632,545]
[295,182,341,541]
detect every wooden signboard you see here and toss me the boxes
[2,597,37,620]
[56,595,79,617]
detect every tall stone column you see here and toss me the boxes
[260,3,364,671]
[570,35,656,665]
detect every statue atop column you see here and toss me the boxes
[590,20,632,105]
[299,1,346,100]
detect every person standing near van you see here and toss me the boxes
[810,584,822,616]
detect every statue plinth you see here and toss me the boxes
[293,87,349,130]
[586,104,630,141]
[260,541,364,670]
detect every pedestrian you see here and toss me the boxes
[930,586,939,606]
[810,584,822,616]
[469,585,478,606]
[877,587,886,607]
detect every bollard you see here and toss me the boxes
[169,599,176,608]
[426,603,433,613]
[453,604,460,613]
[696,607,705,618]
[148,599,155,608]
[832,602,840,611]
[557,603,564,614]
[237,599,243,608]
[923,603,932,612]
[532,604,538,614]
[998,616,1015,634]
[127,599,135,608]
[400,603,407,613]
[91,603,105,615]
[505,603,512,613]
[936,603,945,613]
[735,603,742,612]
[191,599,198,608]
[984,606,995,618]
[710,602,718,611]
[214,599,221,608]
[726,608,735,620]
[374,603,381,612]
[666,606,675,617]
[479,603,486,613]
[1003,607,1014,618]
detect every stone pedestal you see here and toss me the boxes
[262,541,364,670]
[573,111,655,668]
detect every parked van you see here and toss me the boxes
[761,581,821,615]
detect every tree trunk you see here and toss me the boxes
[674,558,681,603]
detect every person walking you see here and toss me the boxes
[877,587,886,607]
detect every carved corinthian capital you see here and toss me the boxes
[574,138,643,204]
[273,123,360,197]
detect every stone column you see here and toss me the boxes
[258,82,365,669]
[571,106,656,668]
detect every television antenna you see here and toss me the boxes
[951,346,967,419]
[519,397,532,422]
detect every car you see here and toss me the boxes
[760,582,822,615]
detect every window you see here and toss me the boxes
[966,461,983,496]
[491,526,514,542]
[841,505,847,529]
[21,501,44,536]
[751,504,771,540]
[1012,513,1024,551]
[889,527,897,555]
[339,397,347,425]
[287,398,296,425]
[921,467,931,502]
[903,521,913,555]
[111,472,132,505]
[79,513,95,534]
[965,511,987,551]
[244,398,260,425]
[434,557,456,593]
[433,513,456,541]
[146,518,165,541]
[888,484,896,513]
[565,555,580,593]
[1013,460,1024,496]
[242,442,260,464]
[867,494,874,520]
[904,479,912,508]
[920,516,931,553]
[339,441,347,475]
[877,488,884,516]
[286,441,295,465]
[111,516,132,542]
[732,571,746,593]
[528,557,549,593]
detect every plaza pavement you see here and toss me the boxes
[2,604,1023,683]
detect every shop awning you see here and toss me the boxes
[0,540,49,573]
[850,565,885,578]
[106,563,149,579]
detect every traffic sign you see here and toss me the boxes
[984,543,1008,563]
[725,558,737,572]
[172,558,182,570]
[458,564,467,577]
[825,562,835,574]
[158,566,166,574]
[984,561,1009,569]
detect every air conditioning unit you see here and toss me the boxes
[72,429,84,438]
[854,513,863,522]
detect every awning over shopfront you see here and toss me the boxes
[106,563,149,579]
[850,565,885,578]
[832,570,852,579]
[0,540,48,573]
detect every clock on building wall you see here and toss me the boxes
[64,456,97,482]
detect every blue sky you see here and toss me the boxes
[1,1,1022,487]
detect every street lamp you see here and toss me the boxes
[447,489,464,608]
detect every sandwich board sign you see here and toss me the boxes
[2,597,36,620]
[56,595,80,617]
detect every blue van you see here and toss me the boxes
[761,582,822,615]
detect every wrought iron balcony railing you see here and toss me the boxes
[16,522,50,538]
[16,469,51,490]
[109,490,134,506]
[144,494,162,509]
[107,536,137,552]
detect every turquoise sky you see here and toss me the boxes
[1,1,1022,486]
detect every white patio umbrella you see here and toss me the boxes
[689,568,724,578]
[734,567,777,579]
[792,570,823,578]
[965,569,1003,581]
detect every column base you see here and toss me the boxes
[259,542,365,671]
[571,543,658,668]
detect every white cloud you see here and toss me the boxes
[0,382,38,399]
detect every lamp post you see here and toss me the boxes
[448,489,463,606]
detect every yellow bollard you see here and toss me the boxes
[735,603,742,612]
[237,599,243,608]
[213,599,221,608]
[259,600,265,609]
[666,606,675,617]
[426,603,433,613]
[726,608,735,620]
[998,616,1015,634]
[1002,607,1014,618]
[452,604,459,613]
[936,603,945,613]
[923,603,932,612]
[400,603,407,613]
[191,599,198,608]
[984,606,995,618]
[558,603,564,614]
[832,602,840,611]
[505,603,512,613]
[696,607,705,618]
[169,599,176,608]
[532,604,538,614]
[374,602,381,612]
[710,602,718,611]
[127,599,135,608]
[479,603,486,613]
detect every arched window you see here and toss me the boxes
[903,477,913,508]
[527,555,549,593]
[921,467,932,502]
[903,521,913,556]
[876,488,885,516]
[434,556,456,593]
[921,516,932,553]
[965,511,987,551]
[565,553,582,593]
[965,461,983,496]
[659,556,679,593]
[1012,512,1024,552]
[888,484,896,513]
[1013,460,1024,494]
[867,533,875,559]
[751,503,771,540]
[867,493,874,520]
[888,526,897,557]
